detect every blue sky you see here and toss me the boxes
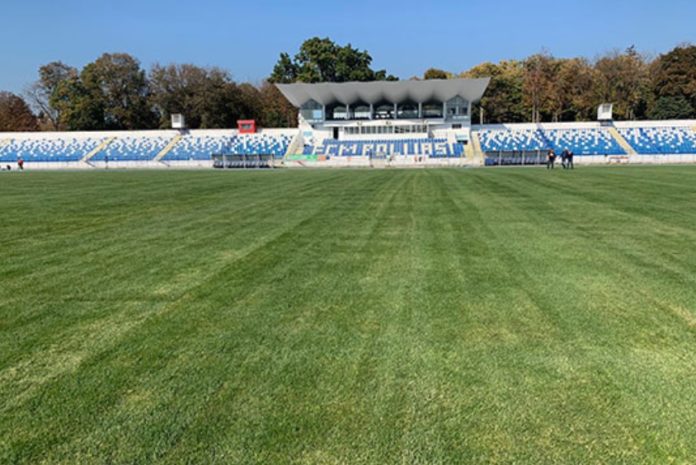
[2,0,695,93]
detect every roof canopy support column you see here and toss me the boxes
[418,103,423,119]
[393,103,398,120]
[346,104,351,121]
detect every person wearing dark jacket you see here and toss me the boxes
[566,150,574,169]
[547,149,556,170]
[561,149,569,169]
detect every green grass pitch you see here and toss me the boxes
[2,166,696,464]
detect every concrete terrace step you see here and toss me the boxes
[82,137,116,162]
[154,135,183,162]
[608,127,637,155]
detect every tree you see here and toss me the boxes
[269,53,298,84]
[462,61,525,124]
[0,92,38,131]
[593,47,650,120]
[80,53,157,129]
[549,58,596,121]
[650,44,696,118]
[423,68,450,80]
[523,52,557,123]
[193,73,247,129]
[50,76,105,130]
[257,82,297,128]
[649,96,694,120]
[25,61,77,130]
[269,37,396,83]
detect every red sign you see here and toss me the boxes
[238,120,256,134]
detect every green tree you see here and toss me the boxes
[269,37,396,83]
[25,61,77,130]
[50,76,104,130]
[0,92,38,131]
[81,53,156,129]
[150,64,241,129]
[650,44,696,118]
[648,96,694,120]
[462,61,525,124]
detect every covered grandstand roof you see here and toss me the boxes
[276,78,490,107]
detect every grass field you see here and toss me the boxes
[2,166,696,464]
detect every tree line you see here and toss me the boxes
[1,54,297,132]
[1,38,696,132]
[427,45,696,124]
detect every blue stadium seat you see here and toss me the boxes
[166,135,233,161]
[92,136,172,161]
[0,137,104,162]
[164,133,293,160]
[618,127,696,154]
[479,128,625,155]
[478,129,547,152]
[228,134,292,158]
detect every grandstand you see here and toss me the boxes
[0,136,105,163]
[91,135,172,162]
[3,79,696,168]
[0,130,296,168]
[618,126,696,154]
[479,126,624,156]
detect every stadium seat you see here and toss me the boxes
[162,133,293,161]
[618,127,696,154]
[228,134,292,158]
[478,128,625,155]
[0,137,104,162]
[165,135,234,161]
[91,136,172,162]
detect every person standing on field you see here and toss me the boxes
[567,150,574,170]
[561,149,570,169]
[547,149,556,170]
[17,156,24,170]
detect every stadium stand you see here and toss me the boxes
[165,134,233,161]
[478,129,546,152]
[228,133,292,158]
[478,128,625,155]
[91,135,172,162]
[167,133,292,161]
[0,137,104,162]
[618,127,696,154]
[306,138,462,158]
[545,129,624,155]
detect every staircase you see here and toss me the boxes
[154,135,183,162]
[469,129,485,165]
[284,131,304,159]
[464,139,475,161]
[82,137,115,162]
[608,127,636,155]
